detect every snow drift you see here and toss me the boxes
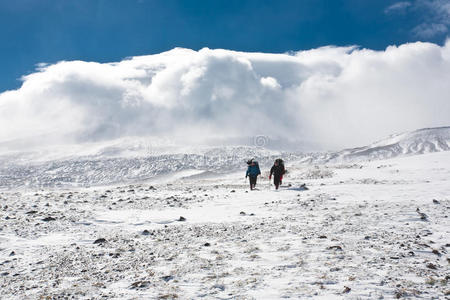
[1,41,450,150]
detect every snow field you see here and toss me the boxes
[0,151,449,299]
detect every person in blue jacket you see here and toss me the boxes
[245,159,261,190]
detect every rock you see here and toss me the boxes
[9,251,15,256]
[426,263,437,269]
[327,245,343,251]
[42,217,56,222]
[416,208,428,221]
[142,230,151,235]
[433,199,440,204]
[213,284,225,291]
[330,267,341,272]
[230,190,235,193]
[93,238,107,244]
[395,291,404,298]
[178,216,186,222]
[26,210,38,215]
[319,235,327,239]
[204,242,211,247]
[432,249,441,256]
[161,275,173,282]
[343,286,351,293]
[130,280,150,289]
[240,211,246,215]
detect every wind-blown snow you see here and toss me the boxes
[1,41,450,150]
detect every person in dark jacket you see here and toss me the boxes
[269,159,286,190]
[246,159,261,190]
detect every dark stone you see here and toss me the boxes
[432,249,441,256]
[42,217,56,222]
[426,263,437,269]
[204,242,211,247]
[26,211,38,215]
[9,251,15,256]
[142,230,151,235]
[240,211,246,215]
[395,291,403,298]
[330,267,341,272]
[161,275,173,282]
[130,280,150,289]
[432,199,440,204]
[327,245,343,251]
[93,238,107,244]
[343,286,351,293]
[178,216,186,222]
[230,190,235,193]
[319,235,327,239]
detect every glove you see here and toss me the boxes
[245,175,248,178]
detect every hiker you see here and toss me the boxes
[246,159,261,190]
[269,159,286,190]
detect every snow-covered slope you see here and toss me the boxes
[0,145,310,189]
[1,127,449,189]
[328,126,450,162]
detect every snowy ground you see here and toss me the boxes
[1,151,449,299]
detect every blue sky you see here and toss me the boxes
[0,0,448,92]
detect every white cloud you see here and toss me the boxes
[410,0,450,38]
[260,76,281,89]
[384,1,412,14]
[1,42,450,150]
[413,22,448,38]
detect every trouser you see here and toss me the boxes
[274,175,282,189]
[249,176,257,189]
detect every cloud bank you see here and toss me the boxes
[1,41,450,150]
